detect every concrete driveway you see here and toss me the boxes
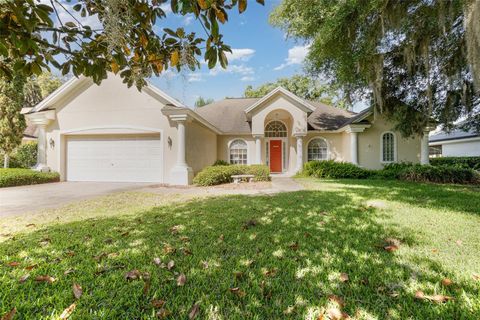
[0,182,154,217]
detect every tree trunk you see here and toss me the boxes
[3,154,9,168]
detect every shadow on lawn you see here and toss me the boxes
[0,190,478,319]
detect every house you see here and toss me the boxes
[429,124,480,157]
[25,75,427,185]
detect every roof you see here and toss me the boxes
[429,126,480,142]
[23,123,38,139]
[196,98,368,133]
[195,98,258,133]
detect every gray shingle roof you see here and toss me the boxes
[429,126,479,142]
[195,98,364,134]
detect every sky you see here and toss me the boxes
[149,1,310,107]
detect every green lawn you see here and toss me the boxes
[1,179,479,319]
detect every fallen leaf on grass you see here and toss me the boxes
[180,236,190,242]
[177,273,186,286]
[233,271,244,280]
[153,257,162,266]
[151,299,166,308]
[339,273,349,282]
[473,274,480,281]
[1,307,16,320]
[93,252,107,261]
[64,269,75,275]
[201,261,209,269]
[289,242,299,251]
[384,245,399,252]
[25,264,38,270]
[163,244,176,254]
[125,269,142,280]
[73,283,83,299]
[167,260,175,270]
[263,269,277,277]
[455,240,463,246]
[143,280,151,295]
[218,234,224,241]
[441,278,453,287]
[283,306,295,315]
[59,303,76,319]
[188,303,200,319]
[65,251,75,257]
[26,223,36,227]
[242,219,257,230]
[35,275,55,283]
[328,295,345,307]
[6,262,20,267]
[414,290,453,303]
[19,274,30,283]
[229,287,246,297]
[327,307,349,320]
[120,231,130,237]
[183,248,192,255]
[156,308,171,318]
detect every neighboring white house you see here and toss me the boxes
[429,126,480,157]
[25,75,428,185]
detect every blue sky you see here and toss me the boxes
[150,1,309,107]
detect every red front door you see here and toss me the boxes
[269,140,282,173]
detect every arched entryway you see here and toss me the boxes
[265,120,288,173]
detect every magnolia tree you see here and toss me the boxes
[0,0,264,89]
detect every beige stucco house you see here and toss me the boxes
[26,75,429,185]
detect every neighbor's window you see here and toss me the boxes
[308,138,328,161]
[429,145,442,158]
[381,132,396,162]
[229,139,248,165]
[265,121,287,137]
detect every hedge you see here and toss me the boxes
[430,157,480,170]
[193,165,270,186]
[0,142,37,169]
[303,160,373,179]
[0,168,60,188]
[399,164,480,185]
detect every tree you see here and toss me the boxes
[244,74,346,107]
[0,75,26,168]
[271,0,480,137]
[24,72,64,109]
[0,0,264,89]
[194,96,214,107]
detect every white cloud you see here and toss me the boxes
[225,49,255,62]
[183,15,194,26]
[209,64,254,76]
[240,76,255,82]
[160,3,172,15]
[274,45,310,70]
[187,73,203,82]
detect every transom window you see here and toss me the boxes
[229,139,248,165]
[308,138,328,161]
[381,132,396,162]
[265,121,287,137]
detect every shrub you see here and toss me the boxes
[430,157,480,170]
[212,160,230,166]
[400,164,480,185]
[374,162,414,179]
[302,160,372,179]
[0,142,37,168]
[0,168,60,188]
[193,165,270,186]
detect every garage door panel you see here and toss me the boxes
[66,135,163,182]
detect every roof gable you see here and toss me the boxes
[244,87,317,115]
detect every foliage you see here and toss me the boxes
[0,168,59,188]
[244,74,345,107]
[0,142,37,169]
[374,162,415,179]
[302,160,373,179]
[271,0,480,137]
[1,180,480,318]
[0,74,26,167]
[0,0,264,89]
[430,156,480,170]
[24,73,64,108]
[193,164,270,186]
[212,159,230,166]
[194,96,215,108]
[400,164,480,185]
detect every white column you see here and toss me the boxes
[254,135,262,164]
[350,131,358,165]
[420,130,430,165]
[34,123,51,172]
[295,136,304,172]
[169,115,193,185]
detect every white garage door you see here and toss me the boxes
[66,135,163,182]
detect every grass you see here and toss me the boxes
[0,178,479,319]
[0,168,60,188]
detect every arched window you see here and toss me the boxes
[381,132,396,162]
[308,138,328,161]
[265,121,287,137]
[229,139,248,165]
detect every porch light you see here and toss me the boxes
[49,138,55,148]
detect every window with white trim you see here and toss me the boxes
[265,121,287,137]
[229,139,248,165]
[307,138,328,161]
[381,132,395,162]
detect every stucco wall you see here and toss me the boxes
[217,135,255,164]
[303,132,348,164]
[186,121,217,174]
[44,76,181,182]
[439,139,480,156]
[358,114,421,169]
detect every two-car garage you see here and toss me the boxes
[66,134,163,183]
